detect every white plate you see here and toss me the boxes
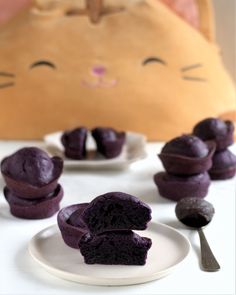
[44,131,147,169]
[28,222,190,286]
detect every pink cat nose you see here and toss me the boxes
[91,65,106,77]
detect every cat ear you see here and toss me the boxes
[156,0,215,42]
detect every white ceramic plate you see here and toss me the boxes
[44,131,147,169]
[28,222,190,286]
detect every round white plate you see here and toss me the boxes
[28,222,190,286]
[44,131,147,169]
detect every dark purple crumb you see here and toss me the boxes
[4,184,63,219]
[61,127,87,160]
[161,135,209,158]
[209,149,236,180]
[81,192,152,234]
[92,127,126,159]
[193,118,234,151]
[79,230,152,265]
[154,172,210,201]
[1,147,63,187]
[57,203,89,249]
[175,197,215,228]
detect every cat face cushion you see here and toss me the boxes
[0,0,235,140]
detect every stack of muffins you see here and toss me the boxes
[193,118,236,180]
[154,134,215,201]
[1,147,64,219]
[58,192,152,265]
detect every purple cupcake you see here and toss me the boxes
[159,135,215,175]
[209,149,236,180]
[4,184,63,219]
[193,118,234,151]
[79,230,152,265]
[1,147,63,199]
[61,127,87,160]
[92,127,126,159]
[154,172,211,201]
[81,192,152,234]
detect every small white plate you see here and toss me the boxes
[28,222,190,286]
[44,131,147,169]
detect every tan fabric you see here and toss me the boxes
[0,0,235,140]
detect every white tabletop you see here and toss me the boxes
[0,140,235,295]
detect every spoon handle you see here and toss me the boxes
[198,228,220,272]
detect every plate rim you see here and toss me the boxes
[28,222,191,286]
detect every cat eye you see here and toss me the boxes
[143,57,166,66]
[30,60,56,70]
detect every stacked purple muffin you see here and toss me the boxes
[58,192,152,265]
[1,147,64,219]
[193,118,236,180]
[154,135,215,201]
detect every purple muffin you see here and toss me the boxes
[1,147,63,199]
[159,135,215,175]
[154,172,211,201]
[92,127,126,159]
[61,127,87,160]
[57,203,89,249]
[209,149,236,180]
[193,118,234,151]
[175,197,215,228]
[79,230,152,265]
[81,192,152,234]
[4,184,63,219]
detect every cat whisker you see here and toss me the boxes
[182,76,207,82]
[0,82,15,89]
[181,64,203,72]
[0,72,16,78]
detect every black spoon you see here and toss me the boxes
[175,197,220,272]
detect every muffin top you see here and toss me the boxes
[193,118,232,140]
[61,127,87,149]
[1,147,62,186]
[161,134,209,158]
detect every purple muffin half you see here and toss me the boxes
[159,135,215,175]
[1,147,63,199]
[193,118,234,151]
[80,192,152,235]
[61,127,87,160]
[92,127,126,159]
[57,203,89,249]
[4,184,63,219]
[79,230,152,265]
[209,149,236,180]
[154,172,211,201]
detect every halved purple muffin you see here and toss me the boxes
[193,118,234,151]
[81,192,152,234]
[79,230,152,265]
[1,147,63,199]
[92,127,126,159]
[4,184,63,219]
[159,135,215,175]
[209,149,236,180]
[175,197,215,228]
[61,127,87,160]
[57,203,89,249]
[154,172,210,201]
